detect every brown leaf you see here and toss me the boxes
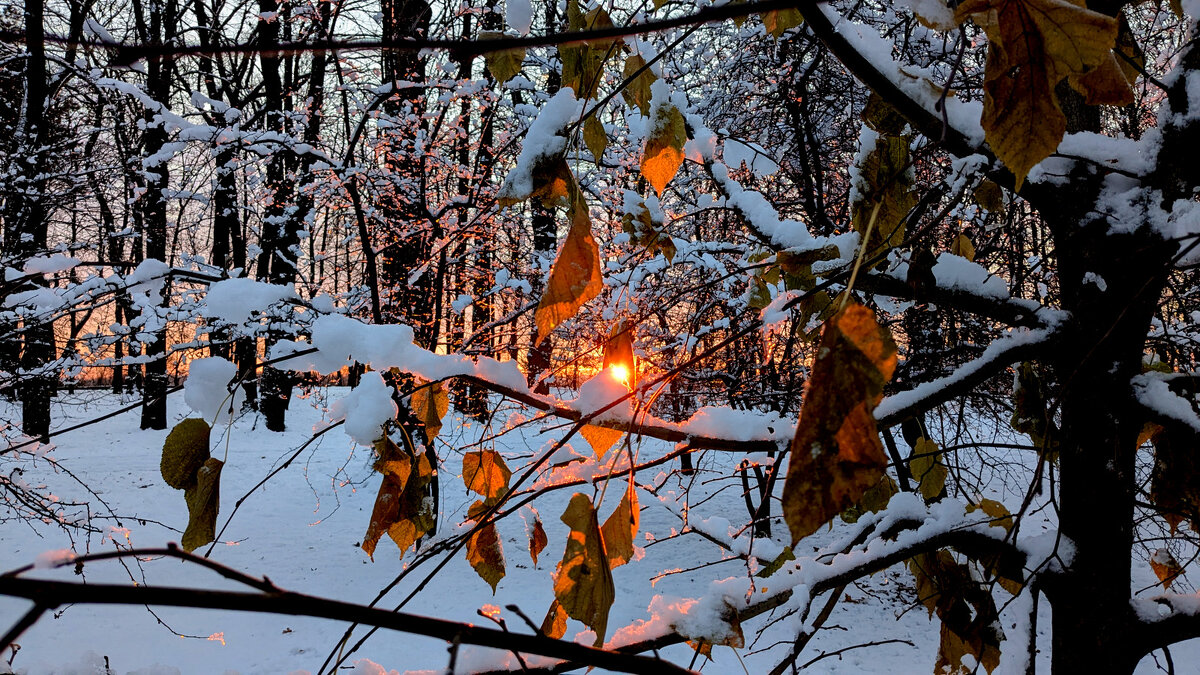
[182,458,223,552]
[362,451,436,559]
[583,115,607,162]
[161,418,211,489]
[467,517,506,593]
[580,424,624,460]
[910,437,947,503]
[534,181,604,345]
[950,233,976,262]
[1151,549,1182,589]
[782,301,898,542]
[621,55,657,116]
[1068,16,1142,106]
[600,484,639,568]
[479,31,526,84]
[641,103,686,196]
[1151,428,1200,533]
[762,8,803,38]
[530,515,548,566]
[852,134,916,265]
[462,450,512,500]
[973,179,1004,212]
[955,0,1118,188]
[554,493,615,646]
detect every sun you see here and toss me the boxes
[609,364,630,387]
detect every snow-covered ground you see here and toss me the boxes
[0,389,1190,674]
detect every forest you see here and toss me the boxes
[2,0,1200,672]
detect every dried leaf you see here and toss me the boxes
[782,301,898,542]
[411,380,448,443]
[1151,549,1182,589]
[862,93,909,135]
[950,233,976,262]
[973,179,1004,212]
[541,599,569,639]
[554,493,615,646]
[955,0,1118,188]
[581,424,624,460]
[600,484,639,568]
[1010,361,1058,454]
[583,115,607,162]
[1068,16,1142,106]
[621,55,657,116]
[840,473,899,523]
[161,418,211,489]
[641,103,686,196]
[362,451,436,559]
[467,517,506,593]
[182,458,223,552]
[910,437,947,503]
[480,31,526,84]
[852,133,916,265]
[969,498,1014,532]
[763,8,803,38]
[1151,428,1200,533]
[462,450,512,500]
[534,181,604,345]
[530,515,548,566]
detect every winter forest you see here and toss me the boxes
[3,0,1200,672]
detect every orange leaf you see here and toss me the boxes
[541,599,569,639]
[641,103,686,196]
[600,484,639,568]
[1151,549,1182,589]
[781,301,898,542]
[534,182,603,345]
[602,322,636,390]
[554,493,615,646]
[529,514,548,566]
[462,450,512,500]
[411,379,448,443]
[956,0,1117,188]
[467,518,506,593]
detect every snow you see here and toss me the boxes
[1131,374,1200,433]
[496,90,584,203]
[678,406,793,443]
[570,368,632,421]
[327,371,397,445]
[505,0,532,35]
[202,278,298,325]
[22,254,82,276]
[183,357,245,426]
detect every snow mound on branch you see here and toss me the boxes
[184,357,244,426]
[506,0,532,35]
[202,277,297,325]
[570,368,632,421]
[328,371,397,446]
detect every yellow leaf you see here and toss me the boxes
[1151,549,1182,589]
[852,133,916,266]
[462,450,512,500]
[530,513,548,566]
[182,458,223,552]
[600,484,638,568]
[969,498,1014,532]
[762,8,803,39]
[955,0,1118,189]
[161,418,211,489]
[467,516,506,593]
[541,599,569,639]
[621,55,657,116]
[534,181,604,345]
[411,379,448,443]
[841,473,899,523]
[583,115,607,162]
[581,424,624,460]
[641,103,686,196]
[950,233,976,261]
[1069,16,1142,106]
[479,31,526,84]
[910,438,947,503]
[554,493,615,646]
[362,451,435,559]
[782,301,898,542]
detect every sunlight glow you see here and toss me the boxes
[609,364,630,387]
